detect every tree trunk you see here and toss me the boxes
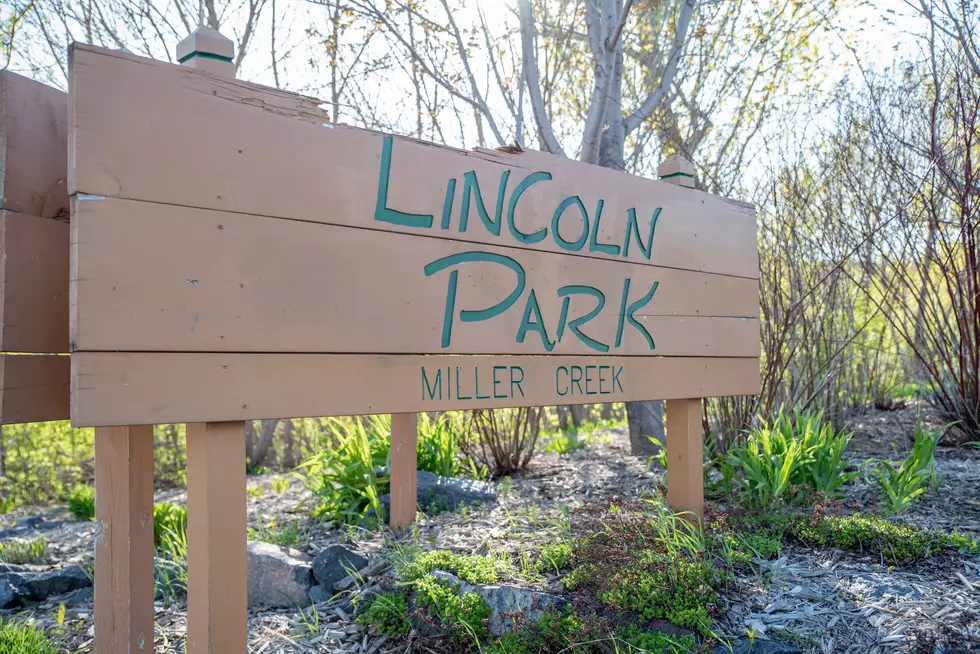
[249,420,279,470]
[283,419,295,469]
[601,403,612,420]
[568,405,585,426]
[627,401,664,459]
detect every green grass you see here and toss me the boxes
[65,485,95,521]
[356,593,411,636]
[247,520,303,547]
[0,536,47,564]
[153,502,187,549]
[0,618,60,654]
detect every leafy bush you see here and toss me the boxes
[299,416,390,524]
[616,624,698,653]
[0,422,95,510]
[400,550,499,584]
[460,408,542,478]
[789,512,948,564]
[66,485,95,521]
[356,593,411,636]
[538,541,572,573]
[0,536,47,564]
[483,608,593,654]
[300,414,463,524]
[727,410,857,507]
[153,502,187,549]
[871,422,944,513]
[414,575,491,646]
[0,618,59,654]
[567,498,721,635]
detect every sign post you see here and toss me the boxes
[67,39,761,650]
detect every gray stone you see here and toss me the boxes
[379,471,496,518]
[312,544,369,589]
[309,584,332,604]
[0,574,27,609]
[712,639,801,654]
[427,570,569,637]
[247,541,312,608]
[23,565,91,600]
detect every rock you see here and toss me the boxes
[59,587,94,605]
[23,566,91,600]
[247,541,312,608]
[712,639,801,654]
[379,472,497,518]
[0,566,92,608]
[427,571,569,637]
[309,584,332,604]
[312,545,369,590]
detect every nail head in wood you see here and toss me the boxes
[176,26,235,77]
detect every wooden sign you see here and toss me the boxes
[68,44,760,427]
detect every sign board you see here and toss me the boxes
[68,44,760,427]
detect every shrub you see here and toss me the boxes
[460,408,542,478]
[414,575,491,646]
[356,593,411,636]
[616,624,698,653]
[0,618,59,654]
[871,421,944,513]
[300,414,463,524]
[483,608,593,654]
[400,550,499,584]
[727,410,856,508]
[153,502,187,549]
[299,416,390,524]
[0,536,47,564]
[789,512,948,564]
[538,541,572,573]
[66,485,95,521]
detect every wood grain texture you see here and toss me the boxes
[186,421,247,654]
[389,413,418,530]
[0,355,69,423]
[0,71,69,219]
[71,197,758,357]
[94,425,155,654]
[0,210,69,353]
[666,398,704,519]
[69,44,758,280]
[71,352,759,426]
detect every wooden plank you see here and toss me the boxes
[94,424,155,654]
[70,352,759,426]
[0,71,69,219]
[665,398,703,519]
[0,354,69,423]
[186,421,246,654]
[0,210,69,353]
[389,413,418,530]
[68,44,758,280]
[71,197,759,357]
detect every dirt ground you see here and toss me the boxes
[2,405,979,653]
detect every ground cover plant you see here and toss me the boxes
[0,618,60,654]
[0,536,47,565]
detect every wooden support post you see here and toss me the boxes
[186,421,246,654]
[665,399,704,520]
[94,425,155,654]
[389,412,418,530]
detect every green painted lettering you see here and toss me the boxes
[588,199,621,256]
[510,366,525,398]
[516,289,555,351]
[424,252,526,348]
[612,366,624,393]
[585,365,597,395]
[507,171,551,244]
[623,207,661,260]
[570,365,584,394]
[556,285,609,352]
[492,366,508,399]
[456,366,472,400]
[474,366,491,400]
[422,367,442,400]
[374,136,434,229]
[556,366,569,396]
[551,196,589,252]
[598,365,609,394]
[440,178,457,229]
[626,281,659,350]
[458,170,509,236]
